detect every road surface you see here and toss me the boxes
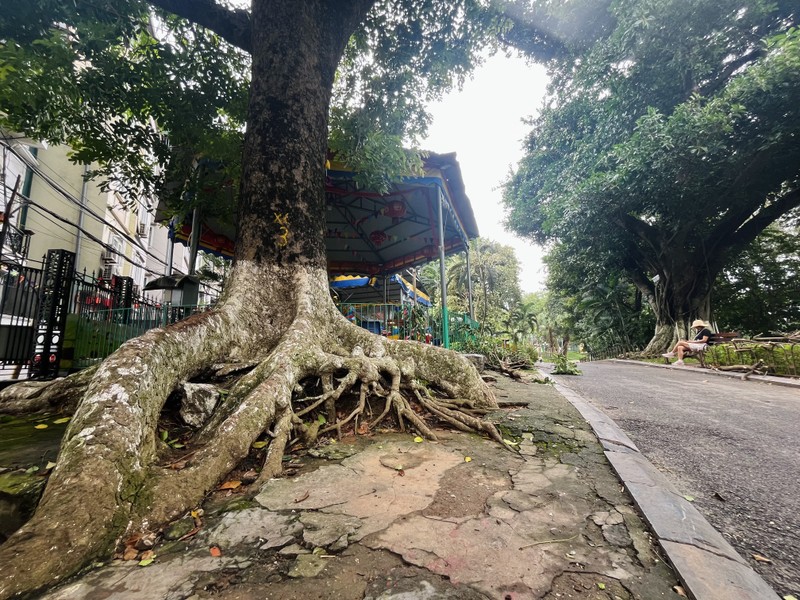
[547,360,799,597]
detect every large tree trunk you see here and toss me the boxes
[639,269,712,355]
[0,3,501,598]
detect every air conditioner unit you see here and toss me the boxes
[101,264,114,279]
[137,223,148,237]
[101,251,117,264]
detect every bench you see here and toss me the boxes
[682,331,741,367]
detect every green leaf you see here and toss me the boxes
[317,414,327,425]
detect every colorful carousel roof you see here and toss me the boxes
[168,152,478,277]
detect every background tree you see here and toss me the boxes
[713,222,800,336]
[0,1,562,596]
[503,0,800,353]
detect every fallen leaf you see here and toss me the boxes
[752,553,772,563]
[293,490,310,503]
[252,441,268,449]
[34,424,48,430]
[413,436,423,443]
[397,469,405,477]
[464,456,472,463]
[683,495,695,502]
[45,461,57,470]
[122,547,139,561]
[673,585,688,597]
[218,480,241,490]
[241,470,258,483]
[503,439,519,446]
[597,582,606,590]
[317,414,327,425]
[783,595,798,600]
[138,558,155,567]
[210,545,222,557]
[52,417,71,424]
[139,550,155,561]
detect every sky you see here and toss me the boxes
[421,53,550,293]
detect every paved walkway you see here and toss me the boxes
[32,367,785,599]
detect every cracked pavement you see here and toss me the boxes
[40,374,680,600]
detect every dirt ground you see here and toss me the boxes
[39,371,680,600]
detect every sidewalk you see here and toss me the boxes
[32,371,762,600]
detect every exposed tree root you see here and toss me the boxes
[0,365,98,415]
[0,267,503,600]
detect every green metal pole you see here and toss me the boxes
[437,188,449,348]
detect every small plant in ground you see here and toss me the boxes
[552,354,582,375]
[453,334,538,370]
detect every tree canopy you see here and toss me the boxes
[503,0,800,351]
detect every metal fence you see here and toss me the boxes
[0,254,212,380]
[0,263,44,376]
[68,303,210,370]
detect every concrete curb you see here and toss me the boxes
[609,358,800,390]
[553,381,781,600]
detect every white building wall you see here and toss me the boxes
[1,135,222,304]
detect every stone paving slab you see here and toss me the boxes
[34,375,683,600]
[661,541,783,600]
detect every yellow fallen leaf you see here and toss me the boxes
[673,585,688,597]
[783,595,798,600]
[34,424,48,429]
[464,456,472,462]
[138,558,155,567]
[413,436,424,443]
[597,582,606,590]
[52,417,71,424]
[752,553,772,563]
[45,461,57,470]
[683,495,695,502]
[251,441,268,449]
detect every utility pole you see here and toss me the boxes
[0,175,22,264]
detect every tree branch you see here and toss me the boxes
[728,188,800,248]
[147,0,252,53]
[702,187,800,276]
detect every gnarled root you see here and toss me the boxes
[0,364,98,416]
[0,272,500,599]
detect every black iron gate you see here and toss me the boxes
[0,261,43,378]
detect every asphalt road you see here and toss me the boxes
[547,361,800,598]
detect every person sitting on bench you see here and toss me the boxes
[662,319,713,366]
